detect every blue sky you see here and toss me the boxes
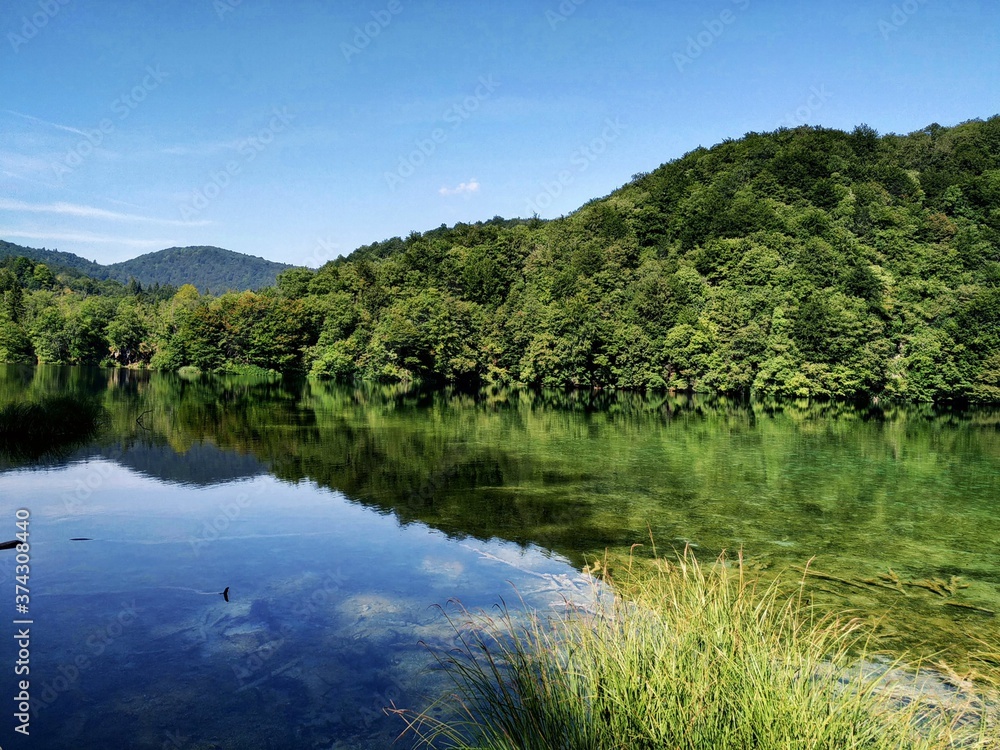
[1,0,997,266]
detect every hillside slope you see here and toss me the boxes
[0,242,293,291]
[106,246,293,291]
[0,240,105,279]
[299,117,1000,400]
[2,117,999,402]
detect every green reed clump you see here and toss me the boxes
[397,550,998,749]
[0,395,106,460]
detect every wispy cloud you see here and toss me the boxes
[0,199,211,227]
[439,178,481,196]
[160,140,242,157]
[3,109,89,136]
[0,229,171,249]
[0,150,61,182]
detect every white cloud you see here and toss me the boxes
[0,229,171,249]
[0,199,210,227]
[0,150,61,182]
[3,109,89,136]
[439,178,481,196]
[159,140,243,157]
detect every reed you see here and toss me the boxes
[396,549,998,749]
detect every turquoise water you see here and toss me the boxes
[0,365,998,747]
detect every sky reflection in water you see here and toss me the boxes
[0,462,590,749]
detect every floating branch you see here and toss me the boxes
[904,576,968,598]
[942,601,995,616]
[860,577,910,595]
[795,568,870,591]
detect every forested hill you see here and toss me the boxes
[299,117,1000,401]
[2,117,999,402]
[0,240,105,279]
[110,246,293,291]
[0,242,292,292]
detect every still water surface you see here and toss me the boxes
[0,366,998,748]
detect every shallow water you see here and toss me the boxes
[0,365,998,747]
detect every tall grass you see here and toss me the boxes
[395,549,998,749]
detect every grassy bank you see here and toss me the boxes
[398,550,998,749]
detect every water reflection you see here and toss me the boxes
[1,463,591,748]
[0,365,998,746]
[0,391,106,464]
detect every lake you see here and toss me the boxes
[1,365,998,748]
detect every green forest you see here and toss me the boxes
[2,118,1000,401]
[0,241,292,292]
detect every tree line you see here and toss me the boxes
[2,117,999,401]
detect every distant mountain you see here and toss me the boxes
[0,240,104,279]
[0,241,294,291]
[108,246,295,291]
